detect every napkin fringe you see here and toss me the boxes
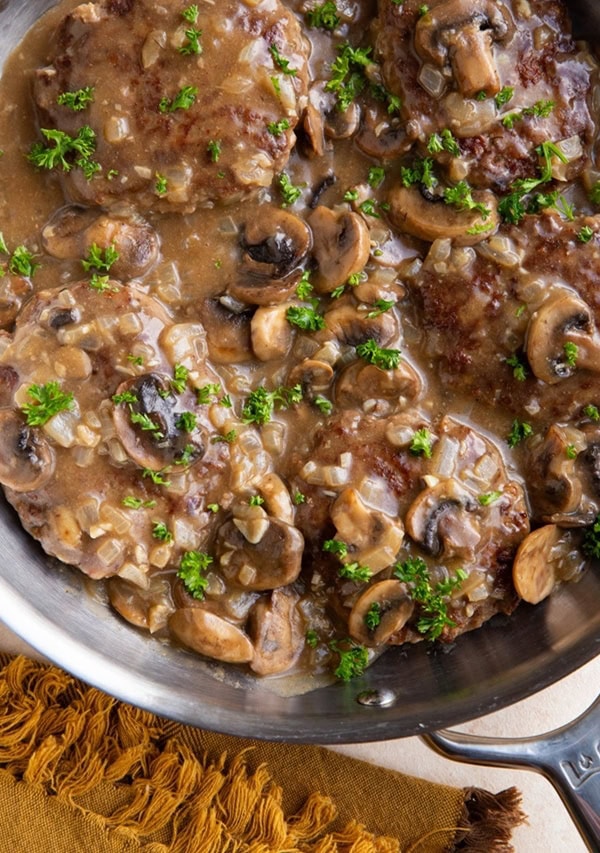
[0,655,524,852]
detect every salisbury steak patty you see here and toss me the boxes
[0,281,229,579]
[33,0,310,212]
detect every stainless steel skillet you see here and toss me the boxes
[0,0,599,846]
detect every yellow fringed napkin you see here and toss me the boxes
[0,654,525,852]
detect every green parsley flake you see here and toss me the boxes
[112,390,138,405]
[269,44,297,76]
[152,521,173,542]
[196,383,221,405]
[155,173,168,195]
[207,139,221,163]
[267,118,290,136]
[506,353,528,382]
[182,4,199,23]
[478,491,502,506]
[325,42,372,112]
[286,304,325,331]
[582,514,600,559]
[444,181,490,218]
[122,496,156,509]
[366,298,394,318]
[142,467,171,487]
[323,539,348,559]
[279,172,304,206]
[305,629,319,648]
[314,395,333,415]
[577,225,594,243]
[211,429,237,444]
[494,86,514,108]
[293,491,306,505]
[365,602,382,631]
[584,404,600,421]
[8,245,40,278]
[171,363,189,394]
[358,199,380,217]
[564,341,578,368]
[21,381,74,427]
[241,384,302,424]
[367,166,385,188]
[393,557,466,640]
[356,338,401,370]
[507,419,533,448]
[330,640,368,680]
[28,126,98,177]
[130,410,164,441]
[176,411,197,432]
[159,85,198,113]
[566,444,578,460]
[82,243,119,274]
[427,128,460,156]
[249,495,265,506]
[338,562,371,582]
[410,428,433,458]
[306,1,340,29]
[178,550,212,599]
[57,86,95,111]
[179,27,203,56]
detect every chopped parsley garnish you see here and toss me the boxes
[159,85,198,113]
[241,384,302,424]
[176,411,197,432]
[21,381,74,427]
[584,404,600,421]
[279,172,304,206]
[82,242,119,274]
[152,521,173,542]
[178,550,212,599]
[330,285,345,299]
[293,491,306,505]
[171,363,189,394]
[7,245,40,277]
[566,444,578,460]
[330,639,369,680]
[589,182,600,206]
[179,27,203,55]
[444,181,490,218]
[89,273,114,292]
[112,390,138,405]
[393,557,466,640]
[182,4,199,23]
[296,270,314,301]
[271,76,281,96]
[507,419,533,448]
[207,139,221,163]
[57,86,95,111]
[347,271,365,287]
[325,42,372,112]
[401,156,437,190]
[359,199,380,217]
[417,4,429,16]
[286,304,325,331]
[122,496,156,509]
[366,299,394,318]
[344,188,359,202]
[427,128,460,157]
[323,539,348,558]
[478,490,502,506]
[249,495,265,506]
[28,126,98,177]
[409,428,433,458]
[130,410,164,441]
[211,429,237,444]
[269,44,297,76]
[506,353,528,381]
[338,562,371,582]
[314,395,333,415]
[356,338,401,370]
[577,225,594,243]
[155,173,168,195]
[196,383,221,405]
[494,86,514,109]
[502,99,555,129]
[475,90,487,101]
[128,355,144,366]
[564,341,578,367]
[142,467,171,486]
[267,118,290,136]
[207,503,220,513]
[0,233,7,255]
[305,629,319,648]
[365,602,382,631]
[582,514,600,559]
[498,140,569,224]
[306,1,340,29]
[175,443,197,465]
[367,166,386,188]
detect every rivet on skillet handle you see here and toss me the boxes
[422,693,600,851]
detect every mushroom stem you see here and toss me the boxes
[450,25,500,98]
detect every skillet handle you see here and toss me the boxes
[423,694,600,851]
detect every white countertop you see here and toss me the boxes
[0,618,598,851]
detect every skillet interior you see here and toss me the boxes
[0,0,598,743]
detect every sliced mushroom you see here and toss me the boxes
[216,517,304,590]
[527,424,587,519]
[42,205,160,279]
[331,488,404,573]
[199,298,254,364]
[0,276,32,330]
[356,106,411,160]
[112,373,205,470]
[323,301,398,347]
[414,0,515,98]
[248,587,305,675]
[251,304,294,361]
[308,206,371,293]
[230,207,312,306]
[387,185,499,246]
[526,293,600,385]
[288,358,335,394]
[348,580,414,646]
[325,101,361,140]
[512,524,561,604]
[169,607,254,663]
[336,359,422,410]
[108,575,173,633]
[0,410,56,492]
[405,478,480,558]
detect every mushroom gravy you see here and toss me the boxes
[0,0,598,683]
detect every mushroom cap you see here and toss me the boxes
[112,373,206,471]
[335,359,422,410]
[216,517,304,590]
[387,185,499,246]
[512,524,560,604]
[348,579,414,646]
[248,587,305,675]
[405,478,480,558]
[323,301,399,348]
[414,0,514,67]
[199,298,254,364]
[169,607,254,663]
[526,293,600,385]
[308,206,371,293]
[0,410,56,492]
